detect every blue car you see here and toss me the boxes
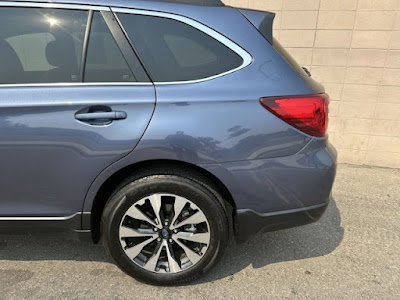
[0,0,337,285]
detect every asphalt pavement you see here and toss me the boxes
[0,164,399,299]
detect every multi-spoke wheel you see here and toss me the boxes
[101,171,229,285]
[119,194,211,273]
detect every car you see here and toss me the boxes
[0,0,337,285]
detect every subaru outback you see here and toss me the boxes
[0,0,337,285]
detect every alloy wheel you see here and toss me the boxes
[119,193,211,273]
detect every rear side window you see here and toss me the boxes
[0,7,87,84]
[117,13,244,82]
[84,12,135,83]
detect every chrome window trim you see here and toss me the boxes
[112,7,254,85]
[0,1,109,11]
[0,82,153,88]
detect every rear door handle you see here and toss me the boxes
[75,111,127,121]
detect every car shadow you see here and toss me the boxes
[196,198,344,283]
[0,199,343,284]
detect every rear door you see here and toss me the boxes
[0,4,155,217]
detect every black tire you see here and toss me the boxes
[101,170,229,286]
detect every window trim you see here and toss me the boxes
[80,10,94,82]
[0,1,109,11]
[112,7,253,85]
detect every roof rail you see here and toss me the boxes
[156,0,225,6]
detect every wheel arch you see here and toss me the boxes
[88,159,237,243]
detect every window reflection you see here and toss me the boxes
[0,7,88,84]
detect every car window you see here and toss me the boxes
[84,12,136,83]
[0,7,88,84]
[116,13,244,82]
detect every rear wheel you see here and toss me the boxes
[101,172,229,285]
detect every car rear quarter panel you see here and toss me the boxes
[130,5,325,164]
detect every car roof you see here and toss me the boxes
[7,0,225,8]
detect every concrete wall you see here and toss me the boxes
[224,0,400,168]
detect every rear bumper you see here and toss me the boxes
[201,138,337,243]
[235,200,330,244]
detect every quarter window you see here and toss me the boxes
[117,13,244,82]
[0,7,88,84]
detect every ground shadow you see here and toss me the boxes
[0,199,343,283]
[197,198,344,283]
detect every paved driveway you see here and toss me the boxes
[0,164,399,299]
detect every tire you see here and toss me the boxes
[101,170,229,286]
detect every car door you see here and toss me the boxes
[0,4,155,217]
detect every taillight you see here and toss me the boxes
[260,94,330,137]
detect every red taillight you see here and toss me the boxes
[260,94,330,137]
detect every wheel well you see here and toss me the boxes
[90,159,237,243]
